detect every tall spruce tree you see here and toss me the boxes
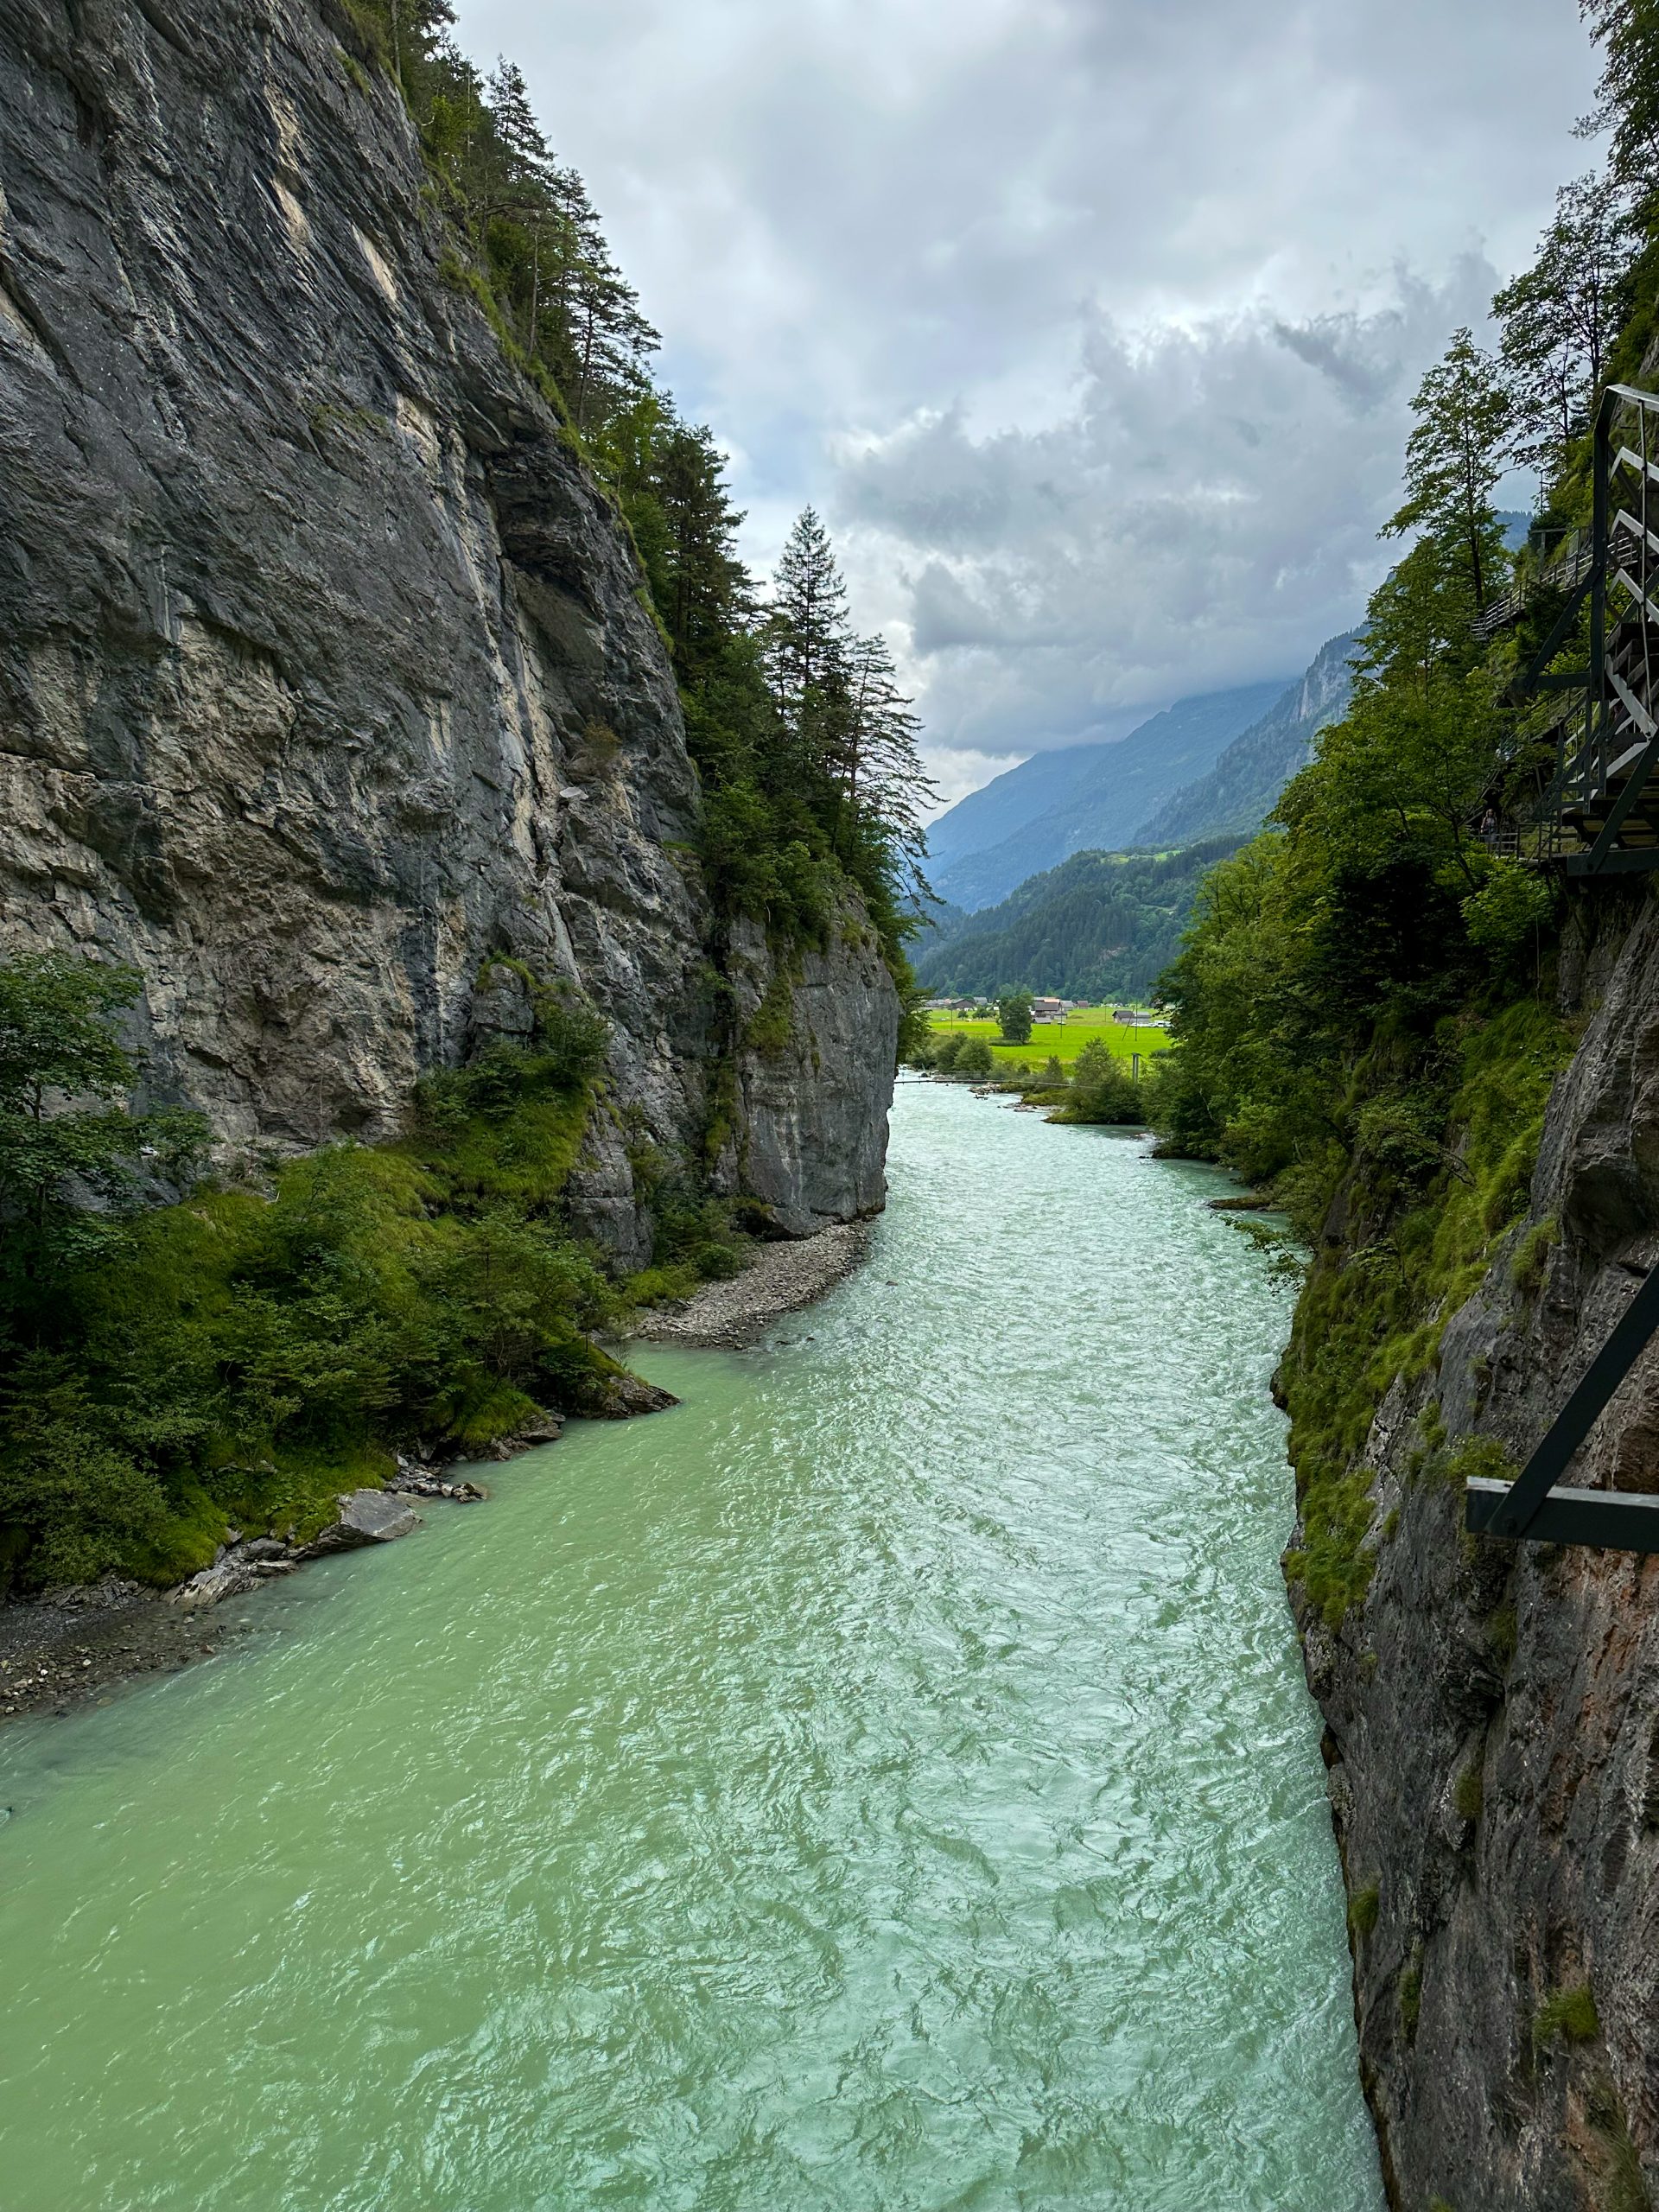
[843,632,937,897]
[763,508,854,779]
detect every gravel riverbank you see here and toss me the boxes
[626,1220,874,1349]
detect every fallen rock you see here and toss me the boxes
[169,1560,259,1611]
[389,1472,487,1501]
[299,1490,421,1555]
[586,1372,680,1419]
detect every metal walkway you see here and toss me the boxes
[1465,385,1659,1549]
[1497,383,1659,875]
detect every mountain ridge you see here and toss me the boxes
[931,680,1290,910]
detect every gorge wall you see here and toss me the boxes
[1300,887,1659,2212]
[0,0,896,1258]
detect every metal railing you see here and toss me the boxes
[1520,383,1659,875]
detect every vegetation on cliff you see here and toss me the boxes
[1146,0,1654,1624]
[0,954,744,1596]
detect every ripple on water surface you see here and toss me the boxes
[0,1081,1383,2211]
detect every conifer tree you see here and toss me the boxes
[843,632,937,891]
[765,509,851,709]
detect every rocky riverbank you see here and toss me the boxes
[0,1228,871,1727]
[0,1479,463,1727]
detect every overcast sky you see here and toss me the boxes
[457,0,1602,805]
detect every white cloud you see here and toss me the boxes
[839,259,1508,756]
[457,0,1601,778]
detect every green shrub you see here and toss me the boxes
[1348,1880,1380,1940]
[0,952,663,1593]
[1052,1037,1141,1125]
[956,1037,995,1079]
[1533,1983,1599,2052]
[624,1264,701,1307]
[692,1240,745,1280]
[1511,1214,1558,1298]
[1460,859,1554,957]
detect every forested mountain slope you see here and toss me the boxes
[931,680,1287,910]
[924,743,1113,874]
[916,840,1243,1003]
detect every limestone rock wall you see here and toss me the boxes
[0,0,895,1262]
[1300,887,1659,2211]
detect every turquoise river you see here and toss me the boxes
[0,1078,1384,2210]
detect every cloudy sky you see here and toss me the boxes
[459,0,1602,805]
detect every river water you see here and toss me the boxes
[0,1080,1382,2212]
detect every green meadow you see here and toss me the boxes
[925,1007,1170,1067]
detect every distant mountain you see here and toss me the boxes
[931,681,1289,912]
[1133,632,1359,849]
[925,746,1111,873]
[916,838,1248,1003]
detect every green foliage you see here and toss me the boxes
[1382,327,1512,614]
[956,1037,995,1079]
[1580,2,1659,227]
[746,967,796,1057]
[932,1033,965,1073]
[0,954,207,1312]
[1051,1038,1144,1126]
[1461,859,1555,958]
[0,955,687,1594]
[995,989,1034,1044]
[895,979,935,1069]
[1534,1982,1600,2052]
[1512,1214,1559,1297]
[1348,1881,1381,1940]
[1494,173,1632,476]
[1587,2075,1653,2212]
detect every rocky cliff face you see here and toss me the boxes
[1299,887,1659,2212]
[0,0,895,1259]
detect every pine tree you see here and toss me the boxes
[486,59,550,180]
[1382,329,1513,613]
[764,508,852,737]
[842,632,938,892]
